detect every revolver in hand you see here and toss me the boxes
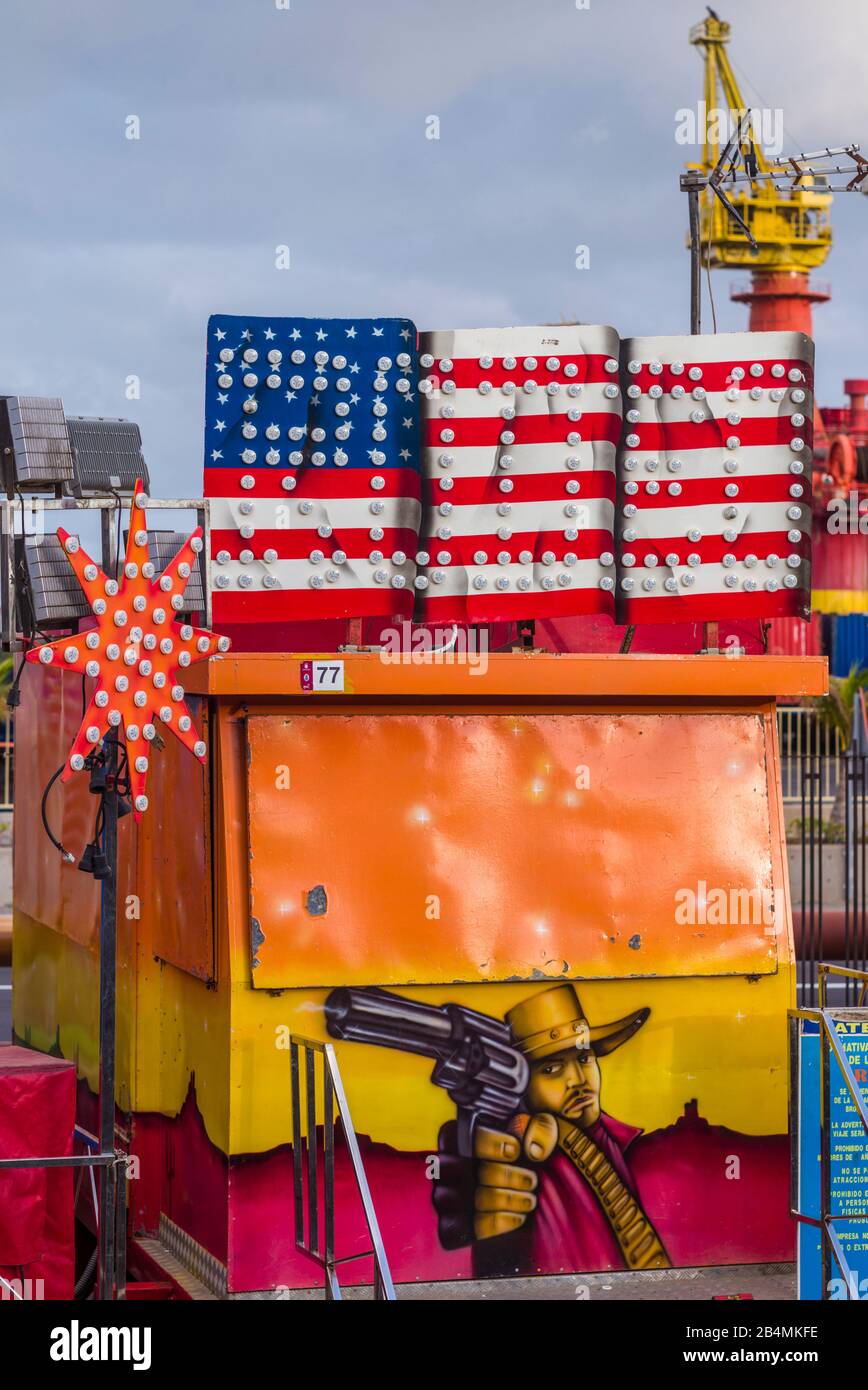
[325,986,556,1246]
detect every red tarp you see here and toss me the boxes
[0,1045,76,1300]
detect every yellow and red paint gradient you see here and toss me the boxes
[12,652,826,1290]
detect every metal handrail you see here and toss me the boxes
[789,965,868,1300]
[290,1035,395,1300]
[0,1144,126,1299]
[0,1152,116,1168]
[819,962,868,1009]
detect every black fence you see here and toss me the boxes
[794,750,868,1008]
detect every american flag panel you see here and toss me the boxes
[614,331,813,624]
[414,326,621,622]
[203,315,422,623]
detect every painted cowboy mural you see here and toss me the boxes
[324,982,792,1277]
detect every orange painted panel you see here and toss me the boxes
[245,710,781,988]
[138,696,213,981]
[14,665,206,973]
[15,666,105,952]
[189,651,827,700]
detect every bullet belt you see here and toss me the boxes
[559,1124,670,1271]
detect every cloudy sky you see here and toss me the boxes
[2,0,866,499]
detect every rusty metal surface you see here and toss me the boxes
[15,665,102,952]
[245,709,782,989]
[14,664,211,980]
[138,697,213,982]
[187,652,828,701]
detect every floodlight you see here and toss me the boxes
[127,529,206,615]
[0,397,75,491]
[66,416,150,496]
[17,533,91,631]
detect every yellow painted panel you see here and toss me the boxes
[227,974,793,1157]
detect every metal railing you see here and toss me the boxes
[0,494,213,652]
[793,749,868,1007]
[778,705,844,806]
[0,713,12,811]
[0,1141,126,1301]
[290,1035,395,1300]
[789,965,868,1301]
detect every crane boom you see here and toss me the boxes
[687,10,833,273]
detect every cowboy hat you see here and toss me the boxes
[506,983,649,1062]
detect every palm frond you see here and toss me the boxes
[810,664,868,747]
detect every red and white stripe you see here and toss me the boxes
[414,326,621,622]
[205,467,421,623]
[614,331,813,624]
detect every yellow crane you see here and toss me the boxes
[686,8,833,275]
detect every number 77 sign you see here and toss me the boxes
[300,659,345,693]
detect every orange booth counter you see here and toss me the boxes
[12,651,826,1293]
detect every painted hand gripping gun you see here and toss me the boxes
[324,986,529,1158]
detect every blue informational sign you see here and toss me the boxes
[796,1023,822,1300]
[796,1017,868,1300]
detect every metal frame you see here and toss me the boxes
[0,1148,123,1301]
[717,143,868,195]
[789,965,868,1300]
[681,113,867,330]
[680,170,707,335]
[0,739,128,1301]
[777,705,843,805]
[676,167,722,652]
[0,495,213,650]
[788,747,868,1007]
[289,1035,395,1300]
[97,732,120,1301]
[707,110,759,249]
[0,492,210,1300]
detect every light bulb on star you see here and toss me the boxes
[26,480,230,818]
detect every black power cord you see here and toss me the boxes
[40,765,75,865]
[39,734,134,875]
[5,648,29,711]
[76,735,133,878]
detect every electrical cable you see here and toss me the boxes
[6,494,38,709]
[5,645,30,710]
[109,488,123,580]
[74,1245,98,1301]
[39,735,130,870]
[729,55,805,157]
[40,765,75,863]
[702,226,718,333]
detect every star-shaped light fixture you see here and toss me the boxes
[26,481,230,818]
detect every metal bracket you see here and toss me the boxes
[0,494,213,650]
